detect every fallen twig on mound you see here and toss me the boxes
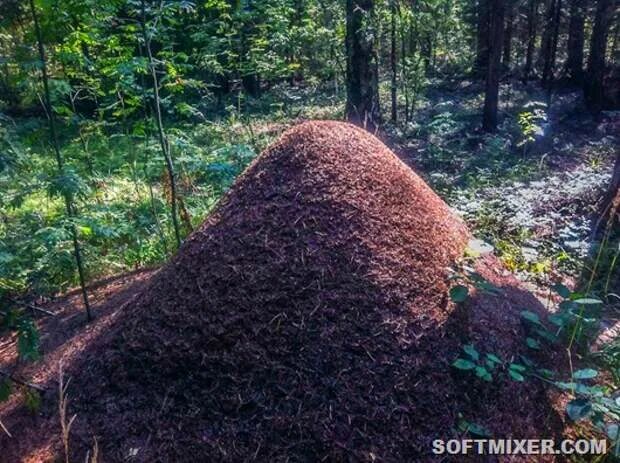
[0,368,46,392]
[5,296,56,317]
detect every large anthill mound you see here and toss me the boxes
[4,121,563,461]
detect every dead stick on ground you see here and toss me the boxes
[59,361,77,463]
[6,297,56,317]
[0,368,46,392]
[0,418,11,437]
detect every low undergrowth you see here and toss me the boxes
[450,231,620,460]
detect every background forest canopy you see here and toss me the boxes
[0,0,618,304]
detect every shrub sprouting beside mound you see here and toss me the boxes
[7,121,563,461]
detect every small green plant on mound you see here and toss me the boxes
[449,269,620,456]
[452,343,502,382]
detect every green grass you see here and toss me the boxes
[0,86,344,296]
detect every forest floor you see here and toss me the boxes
[0,78,618,459]
[385,78,618,283]
[0,270,155,461]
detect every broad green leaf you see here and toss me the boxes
[566,399,592,422]
[450,285,469,303]
[573,298,603,305]
[508,369,525,382]
[551,283,571,299]
[548,313,567,327]
[486,353,502,364]
[526,337,540,349]
[463,343,479,361]
[520,310,543,326]
[573,369,598,380]
[452,359,476,370]
[555,381,577,391]
[475,366,492,382]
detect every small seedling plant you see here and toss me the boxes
[449,276,620,454]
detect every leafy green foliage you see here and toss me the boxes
[507,363,526,382]
[566,398,592,422]
[449,285,468,303]
[16,318,40,362]
[452,343,503,383]
[516,106,546,153]
[454,277,620,452]
[573,369,598,380]
[452,358,476,370]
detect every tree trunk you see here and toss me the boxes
[390,0,397,122]
[524,0,539,79]
[565,0,585,83]
[586,0,616,112]
[242,73,261,97]
[502,3,514,68]
[421,36,433,74]
[483,0,505,132]
[397,4,410,121]
[141,0,182,249]
[539,0,554,74]
[541,0,562,87]
[345,0,380,129]
[475,0,490,77]
[28,0,92,321]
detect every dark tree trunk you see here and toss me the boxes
[421,36,433,73]
[390,0,397,122]
[397,4,410,121]
[239,0,260,98]
[141,0,182,250]
[565,0,585,83]
[524,0,539,79]
[345,0,380,129]
[586,0,617,112]
[483,0,505,132]
[475,0,491,77]
[242,73,261,97]
[29,0,92,321]
[539,0,554,74]
[541,0,562,87]
[502,3,514,68]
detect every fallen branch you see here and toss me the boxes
[0,418,11,437]
[0,368,46,393]
[4,297,56,317]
